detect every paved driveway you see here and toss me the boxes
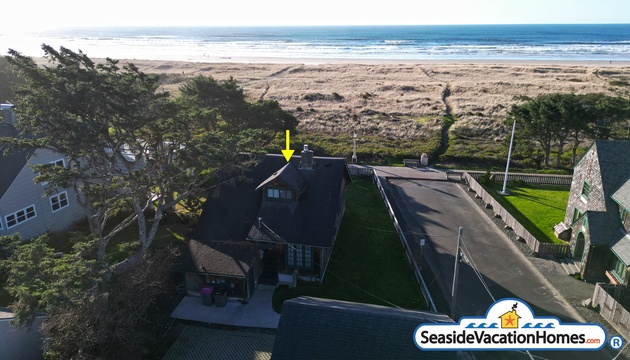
[387,179,623,360]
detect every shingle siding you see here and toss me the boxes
[0,149,85,240]
[564,145,606,227]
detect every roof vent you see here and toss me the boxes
[299,144,314,170]
[0,104,16,126]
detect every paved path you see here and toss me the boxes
[382,177,619,360]
[170,285,280,329]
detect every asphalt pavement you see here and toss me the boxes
[384,177,619,360]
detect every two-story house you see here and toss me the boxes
[0,104,85,240]
[179,146,351,302]
[556,140,630,284]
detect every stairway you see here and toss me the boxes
[559,257,581,276]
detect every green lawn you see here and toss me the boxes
[484,182,570,244]
[272,178,427,313]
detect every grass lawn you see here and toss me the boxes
[272,178,427,313]
[484,182,570,244]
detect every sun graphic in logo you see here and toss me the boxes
[498,302,521,329]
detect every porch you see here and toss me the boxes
[170,284,280,329]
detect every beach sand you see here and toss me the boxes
[38,57,629,142]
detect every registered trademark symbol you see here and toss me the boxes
[610,335,624,350]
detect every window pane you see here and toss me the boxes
[267,189,274,198]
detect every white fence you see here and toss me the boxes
[371,172,437,312]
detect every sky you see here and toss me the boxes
[2,0,629,31]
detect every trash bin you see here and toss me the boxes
[214,286,227,307]
[200,286,214,306]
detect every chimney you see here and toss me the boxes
[0,104,16,126]
[299,144,313,169]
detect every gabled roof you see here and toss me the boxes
[612,178,630,212]
[584,211,616,246]
[592,140,630,197]
[0,124,30,200]
[248,156,351,247]
[255,162,307,195]
[271,296,455,360]
[611,231,630,266]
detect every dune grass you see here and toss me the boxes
[272,178,427,313]
[485,182,570,244]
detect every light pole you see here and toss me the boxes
[352,132,357,163]
[500,120,516,195]
[451,227,463,320]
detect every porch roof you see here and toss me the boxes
[610,231,630,266]
[180,239,256,277]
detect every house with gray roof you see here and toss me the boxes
[179,146,351,302]
[271,296,456,360]
[0,104,85,240]
[556,140,630,284]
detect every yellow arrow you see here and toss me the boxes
[281,130,294,162]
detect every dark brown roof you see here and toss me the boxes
[183,239,256,277]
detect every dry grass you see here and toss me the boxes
[38,58,630,153]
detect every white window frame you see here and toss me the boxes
[287,245,312,269]
[5,205,37,229]
[0,217,3,230]
[50,191,70,213]
[40,158,66,186]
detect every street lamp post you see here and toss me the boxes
[352,132,357,163]
[500,120,516,195]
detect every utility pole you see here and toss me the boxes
[451,227,463,320]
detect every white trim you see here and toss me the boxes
[0,217,3,230]
[5,205,37,229]
[50,191,69,213]
[40,158,66,186]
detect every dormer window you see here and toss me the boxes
[267,188,293,200]
[581,181,591,200]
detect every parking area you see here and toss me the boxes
[387,178,581,322]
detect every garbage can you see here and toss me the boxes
[200,286,214,306]
[214,286,227,307]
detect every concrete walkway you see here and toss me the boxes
[170,285,280,329]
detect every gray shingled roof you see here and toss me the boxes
[0,124,30,200]
[255,162,307,195]
[271,296,455,360]
[611,231,630,265]
[612,178,630,212]
[163,326,274,360]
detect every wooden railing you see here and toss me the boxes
[465,171,572,186]
[372,172,437,312]
[464,172,570,257]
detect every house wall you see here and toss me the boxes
[0,149,85,240]
[564,145,606,227]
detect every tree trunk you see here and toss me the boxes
[556,140,566,168]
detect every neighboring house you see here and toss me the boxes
[0,104,85,240]
[555,140,630,284]
[179,146,351,302]
[271,296,456,360]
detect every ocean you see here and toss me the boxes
[2,24,630,62]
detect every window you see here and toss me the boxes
[581,181,591,200]
[40,159,66,186]
[50,191,69,212]
[612,257,628,283]
[287,245,312,269]
[572,208,583,224]
[267,188,293,200]
[5,205,37,229]
[0,218,3,230]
